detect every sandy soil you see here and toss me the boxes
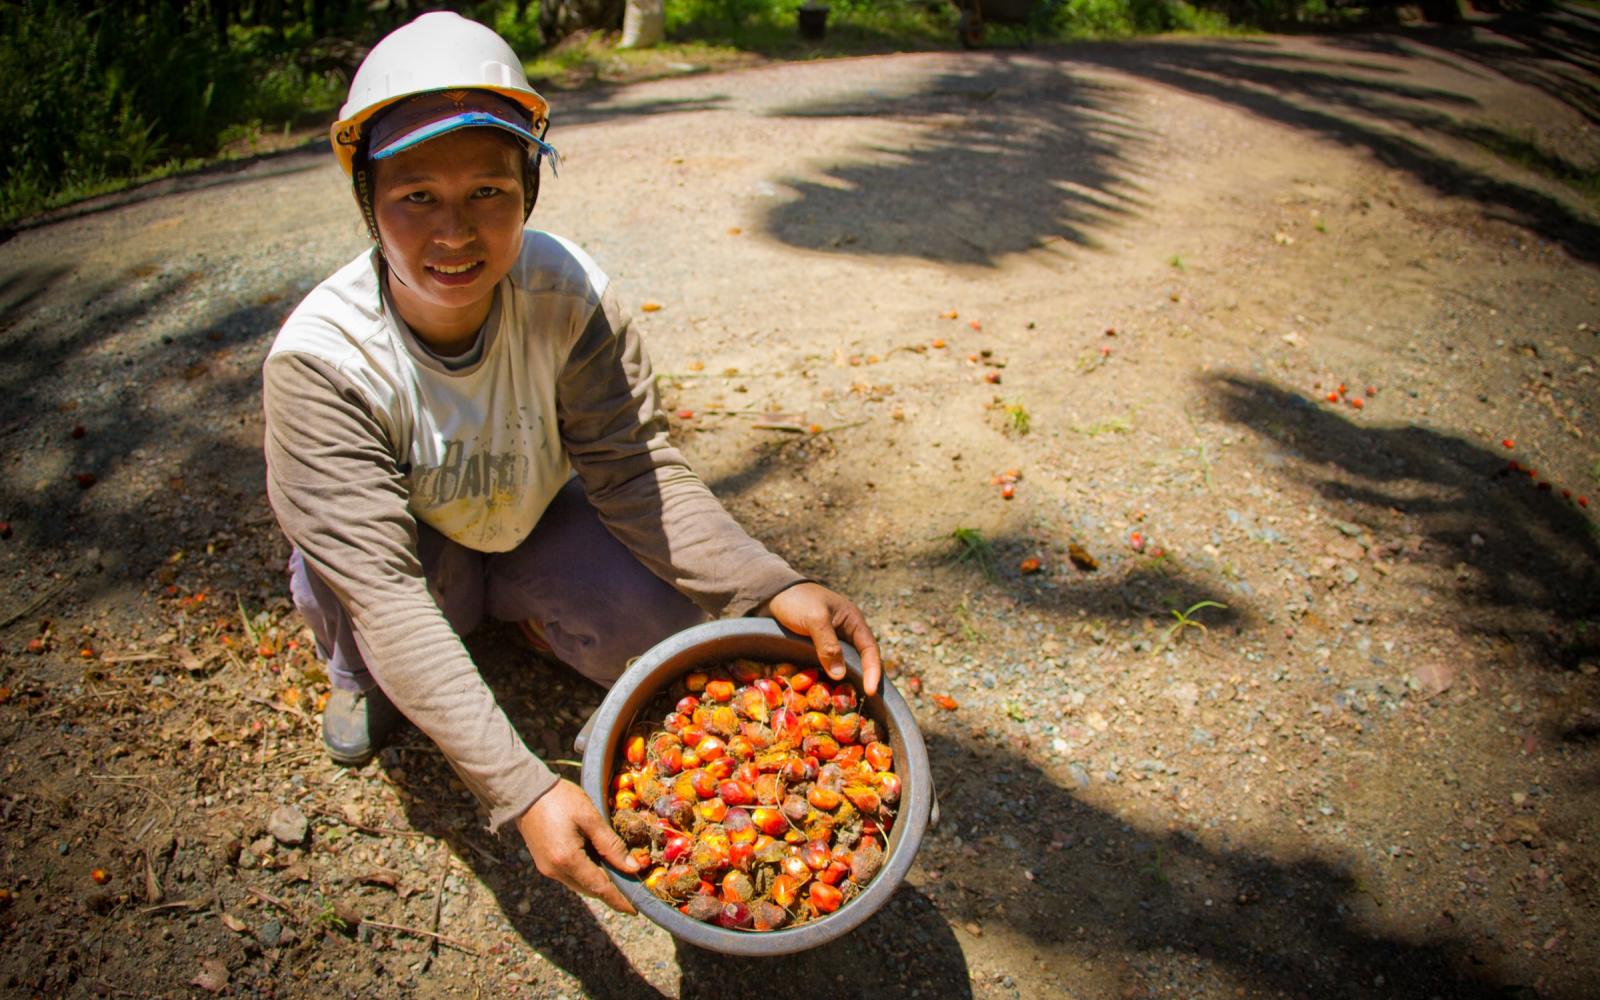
[2,9,1599,999]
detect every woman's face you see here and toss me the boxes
[371,128,526,352]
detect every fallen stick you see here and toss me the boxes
[362,919,478,955]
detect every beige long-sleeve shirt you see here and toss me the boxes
[263,235,802,829]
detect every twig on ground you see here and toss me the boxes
[362,919,479,956]
[246,886,296,914]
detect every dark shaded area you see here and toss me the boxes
[762,56,1149,265]
[917,732,1512,998]
[1205,374,1600,661]
[761,11,1599,268]
[0,260,291,617]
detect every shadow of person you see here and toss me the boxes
[671,883,972,999]
[919,732,1513,998]
[376,624,668,998]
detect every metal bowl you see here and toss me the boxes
[579,617,932,955]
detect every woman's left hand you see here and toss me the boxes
[762,582,883,696]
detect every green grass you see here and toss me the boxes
[946,526,997,581]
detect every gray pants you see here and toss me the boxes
[288,477,708,693]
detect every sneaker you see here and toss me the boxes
[514,619,556,658]
[322,686,403,767]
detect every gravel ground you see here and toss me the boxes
[2,12,1599,999]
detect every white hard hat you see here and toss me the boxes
[329,11,550,177]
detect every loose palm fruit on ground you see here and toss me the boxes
[613,657,899,931]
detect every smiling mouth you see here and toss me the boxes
[428,261,482,276]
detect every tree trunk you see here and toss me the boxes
[539,0,627,44]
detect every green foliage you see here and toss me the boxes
[946,526,997,580]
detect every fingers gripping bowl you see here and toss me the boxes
[579,618,932,955]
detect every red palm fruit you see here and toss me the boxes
[802,733,840,761]
[726,734,755,760]
[876,772,902,805]
[653,794,692,826]
[717,902,753,929]
[643,866,670,896]
[733,762,760,785]
[704,755,735,780]
[721,870,756,903]
[689,769,718,799]
[654,745,684,776]
[613,772,635,793]
[755,773,783,804]
[801,840,832,871]
[676,694,701,715]
[663,712,689,734]
[861,818,882,838]
[808,881,843,914]
[780,852,812,881]
[846,786,881,813]
[661,864,701,899]
[680,748,701,771]
[723,806,753,833]
[739,721,773,750]
[727,824,757,848]
[801,711,832,733]
[778,757,813,783]
[692,835,731,876]
[696,798,729,824]
[784,689,809,714]
[717,780,755,806]
[754,677,784,707]
[865,741,894,771]
[858,719,880,745]
[691,705,712,727]
[707,705,739,737]
[831,685,857,712]
[788,668,818,693]
[831,712,861,745]
[770,873,802,908]
[614,790,639,811]
[772,662,799,679]
[750,899,790,932]
[625,735,647,766]
[816,762,844,789]
[672,771,699,802]
[695,735,726,759]
[736,688,769,723]
[781,793,810,823]
[754,835,784,863]
[850,841,885,884]
[728,838,754,872]
[684,672,709,693]
[679,724,707,747]
[682,894,722,923]
[819,860,850,886]
[628,846,653,870]
[705,679,736,703]
[731,659,765,684]
[662,831,694,864]
[806,684,832,712]
[751,807,789,836]
[771,706,802,739]
[807,785,843,811]
[834,745,865,768]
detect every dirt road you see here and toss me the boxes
[2,11,1598,998]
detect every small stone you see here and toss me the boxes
[267,804,308,846]
[257,919,283,949]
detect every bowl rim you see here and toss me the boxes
[579,617,932,955]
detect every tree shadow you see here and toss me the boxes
[1203,374,1600,664]
[759,54,1151,265]
[753,21,1600,270]
[1063,28,1600,264]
